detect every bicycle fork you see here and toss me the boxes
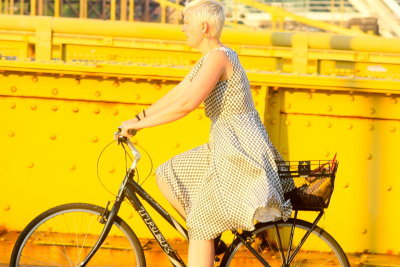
[79,171,132,266]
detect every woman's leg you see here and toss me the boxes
[156,175,186,220]
[188,240,214,267]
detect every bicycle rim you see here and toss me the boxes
[224,219,349,267]
[11,203,145,267]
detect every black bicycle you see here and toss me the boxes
[10,130,350,266]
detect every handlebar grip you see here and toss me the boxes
[127,128,137,136]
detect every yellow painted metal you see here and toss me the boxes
[19,0,23,15]
[110,0,116,21]
[54,0,59,17]
[38,0,42,15]
[30,0,36,16]
[4,0,8,14]
[129,0,134,21]
[1,14,400,256]
[121,0,127,21]
[9,0,13,14]
[79,0,87,19]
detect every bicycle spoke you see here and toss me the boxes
[11,204,145,267]
[224,220,349,267]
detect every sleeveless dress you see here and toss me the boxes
[156,47,292,240]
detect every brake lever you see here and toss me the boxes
[115,127,128,144]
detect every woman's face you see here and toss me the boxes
[182,13,204,48]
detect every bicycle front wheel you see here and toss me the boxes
[10,203,146,267]
[223,219,349,267]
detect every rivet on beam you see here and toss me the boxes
[75,79,81,85]
[361,228,368,235]
[93,108,100,114]
[31,104,37,111]
[51,105,58,112]
[95,91,101,98]
[91,136,99,143]
[32,76,38,83]
[27,162,34,168]
[69,164,76,171]
[113,109,119,116]
[50,134,57,140]
[8,131,15,138]
[369,108,375,115]
[10,103,16,109]
[52,88,59,95]
[154,83,162,90]
[72,107,79,113]
[10,86,17,93]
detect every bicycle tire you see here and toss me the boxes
[10,203,146,267]
[222,218,350,267]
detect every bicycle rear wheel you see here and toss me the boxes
[223,219,349,267]
[10,203,146,267]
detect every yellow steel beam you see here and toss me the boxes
[0,60,399,94]
[110,0,116,21]
[19,0,23,15]
[0,15,400,53]
[121,0,127,21]
[54,0,60,17]
[30,0,36,16]
[1,15,399,54]
[129,0,134,21]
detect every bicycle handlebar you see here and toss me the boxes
[115,128,142,170]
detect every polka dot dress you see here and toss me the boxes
[156,47,292,240]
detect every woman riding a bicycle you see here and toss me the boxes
[120,0,292,266]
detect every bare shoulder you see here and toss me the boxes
[202,49,230,70]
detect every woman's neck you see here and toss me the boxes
[197,39,224,56]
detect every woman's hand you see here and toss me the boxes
[120,118,140,137]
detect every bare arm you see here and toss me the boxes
[120,50,229,136]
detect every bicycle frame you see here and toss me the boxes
[79,136,327,267]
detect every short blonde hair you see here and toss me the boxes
[183,0,225,38]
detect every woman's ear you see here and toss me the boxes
[201,21,211,37]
